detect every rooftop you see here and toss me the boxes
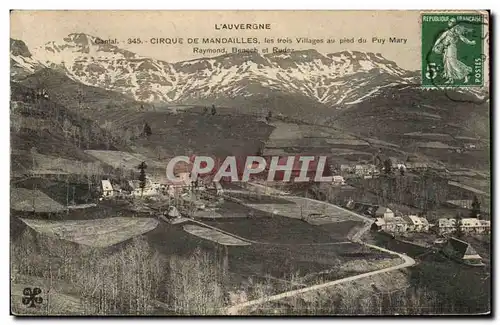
[101,179,113,191]
[407,214,429,225]
[447,237,481,259]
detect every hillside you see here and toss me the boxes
[329,85,490,168]
[96,110,275,159]
[10,81,129,175]
[331,85,489,140]
[11,67,275,177]
[16,68,150,116]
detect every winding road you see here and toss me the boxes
[221,186,416,315]
[226,243,415,315]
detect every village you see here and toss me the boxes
[9,112,490,315]
[96,152,490,268]
[324,157,490,267]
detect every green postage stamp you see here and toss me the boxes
[421,13,485,88]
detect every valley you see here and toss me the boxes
[9,33,491,316]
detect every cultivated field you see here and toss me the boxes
[183,224,251,246]
[31,153,103,175]
[363,137,400,148]
[325,139,369,146]
[265,121,367,153]
[224,191,295,205]
[20,217,158,247]
[11,188,66,213]
[243,196,362,224]
[416,141,457,149]
[268,122,357,141]
[204,215,347,244]
[84,150,164,170]
[404,132,454,141]
[448,181,488,196]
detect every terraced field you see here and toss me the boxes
[11,188,66,213]
[243,196,362,224]
[21,217,159,247]
[84,150,164,170]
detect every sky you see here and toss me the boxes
[8,10,485,70]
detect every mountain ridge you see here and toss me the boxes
[11,34,418,106]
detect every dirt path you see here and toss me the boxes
[224,186,416,315]
[226,244,414,315]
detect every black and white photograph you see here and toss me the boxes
[9,10,491,316]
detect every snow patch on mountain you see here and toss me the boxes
[15,33,422,106]
[10,38,46,79]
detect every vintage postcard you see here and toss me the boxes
[10,10,490,316]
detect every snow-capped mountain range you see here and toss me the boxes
[11,33,419,106]
[10,39,45,79]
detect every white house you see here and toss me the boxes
[370,206,394,219]
[436,218,490,234]
[437,218,457,234]
[332,175,346,185]
[340,164,354,174]
[131,186,160,197]
[167,205,181,218]
[354,164,377,177]
[373,214,429,233]
[406,162,429,171]
[373,216,408,233]
[129,177,163,197]
[101,179,114,198]
[158,161,194,197]
[393,162,407,172]
[460,218,490,234]
[406,215,430,232]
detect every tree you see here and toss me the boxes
[143,122,152,137]
[471,195,481,218]
[30,147,37,169]
[374,154,383,169]
[155,146,164,160]
[265,110,272,123]
[455,213,464,238]
[11,113,22,133]
[31,183,37,215]
[62,119,73,139]
[85,162,95,196]
[123,128,132,145]
[137,161,148,197]
[383,159,392,175]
